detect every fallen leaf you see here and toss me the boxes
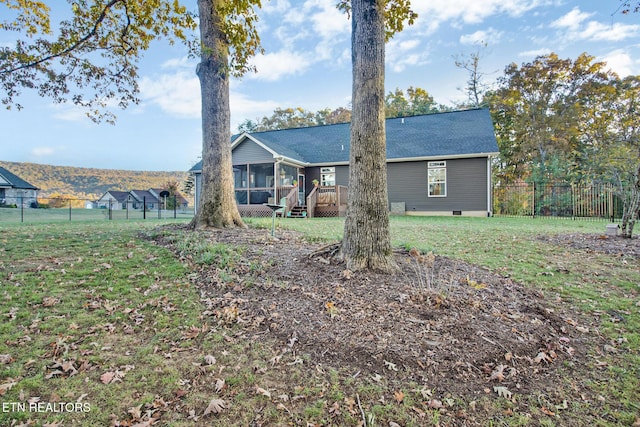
[100,371,115,384]
[0,378,17,395]
[203,355,216,366]
[42,297,59,307]
[0,354,14,365]
[45,369,64,379]
[534,351,551,364]
[255,386,271,398]
[540,406,555,416]
[215,378,225,394]
[489,364,506,382]
[394,390,404,403]
[384,360,398,371]
[427,399,443,409]
[493,386,512,399]
[203,398,226,416]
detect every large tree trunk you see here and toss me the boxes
[191,0,244,229]
[341,0,394,272]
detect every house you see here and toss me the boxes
[97,190,130,210]
[0,166,39,208]
[190,108,500,217]
[149,188,189,210]
[97,188,189,211]
[128,190,159,210]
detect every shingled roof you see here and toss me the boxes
[190,108,498,171]
[0,166,39,190]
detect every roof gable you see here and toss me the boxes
[0,167,39,190]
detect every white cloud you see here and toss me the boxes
[550,7,593,31]
[138,66,282,127]
[249,50,312,81]
[518,48,552,58]
[161,56,194,70]
[410,0,559,32]
[551,7,640,42]
[386,38,428,72]
[600,49,638,77]
[139,71,201,118]
[460,28,503,45]
[31,147,56,157]
[261,0,292,14]
[50,104,88,122]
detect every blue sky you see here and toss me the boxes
[1,0,639,171]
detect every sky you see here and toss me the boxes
[1,0,639,172]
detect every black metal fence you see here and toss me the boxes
[0,196,194,223]
[493,183,624,220]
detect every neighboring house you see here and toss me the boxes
[97,190,130,210]
[129,190,158,210]
[97,188,188,211]
[190,108,500,217]
[0,166,39,208]
[149,188,189,210]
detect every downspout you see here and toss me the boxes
[274,158,282,202]
[487,156,492,217]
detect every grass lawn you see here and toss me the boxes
[0,216,638,426]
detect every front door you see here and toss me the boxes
[297,174,305,206]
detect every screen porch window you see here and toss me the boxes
[428,161,446,197]
[234,163,274,204]
[321,167,335,186]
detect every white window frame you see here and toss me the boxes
[428,161,447,197]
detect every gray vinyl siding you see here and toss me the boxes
[306,158,488,213]
[232,139,274,164]
[387,157,488,213]
[304,165,349,195]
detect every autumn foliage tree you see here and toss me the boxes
[0,0,196,124]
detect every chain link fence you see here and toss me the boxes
[0,196,194,223]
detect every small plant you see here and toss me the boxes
[408,247,436,289]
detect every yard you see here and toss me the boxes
[0,216,638,426]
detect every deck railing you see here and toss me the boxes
[306,185,348,218]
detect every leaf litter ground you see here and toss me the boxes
[153,225,639,425]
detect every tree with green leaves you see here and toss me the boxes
[1,0,196,124]
[384,86,440,117]
[1,0,262,229]
[583,75,640,237]
[488,53,613,185]
[338,0,416,272]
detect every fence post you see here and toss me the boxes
[143,197,146,220]
[109,199,112,220]
[571,184,576,220]
[532,182,536,218]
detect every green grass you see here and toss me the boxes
[0,216,638,426]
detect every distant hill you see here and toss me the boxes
[0,161,192,203]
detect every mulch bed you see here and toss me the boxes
[153,226,632,407]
